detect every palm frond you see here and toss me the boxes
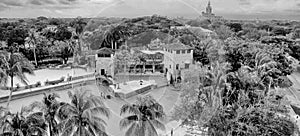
[124,123,138,136]
[150,119,165,131]
[89,107,110,118]
[120,104,140,116]
[145,120,159,136]
[119,115,138,130]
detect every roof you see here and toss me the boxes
[96,47,115,54]
[140,50,164,55]
[163,42,193,50]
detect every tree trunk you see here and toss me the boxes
[152,63,155,73]
[6,75,13,108]
[33,47,38,67]
[49,122,53,136]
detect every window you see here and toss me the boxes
[176,64,179,70]
[170,65,171,69]
[182,50,186,54]
[185,63,190,69]
[176,50,180,54]
[187,50,191,53]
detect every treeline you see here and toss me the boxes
[0,16,89,67]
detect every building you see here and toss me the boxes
[94,38,194,83]
[162,42,194,81]
[201,1,223,21]
[95,47,115,77]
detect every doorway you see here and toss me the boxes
[100,69,105,75]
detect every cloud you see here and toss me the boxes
[29,0,43,5]
[28,0,56,5]
[57,0,80,5]
[0,0,23,6]
[0,4,9,11]
[0,0,299,20]
[238,0,251,6]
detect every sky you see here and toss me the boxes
[0,0,300,20]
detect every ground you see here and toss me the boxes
[0,81,185,136]
[4,70,300,136]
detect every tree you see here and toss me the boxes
[272,27,288,36]
[214,25,233,40]
[27,93,66,136]
[114,49,132,74]
[3,25,28,49]
[0,50,34,108]
[26,29,38,66]
[0,107,47,136]
[291,28,300,39]
[120,95,165,136]
[69,17,87,53]
[226,23,242,33]
[58,90,110,136]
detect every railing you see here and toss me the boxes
[0,73,95,92]
[0,79,95,103]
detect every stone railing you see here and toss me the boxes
[0,73,95,92]
[0,79,95,103]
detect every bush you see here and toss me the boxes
[67,76,72,81]
[207,104,297,136]
[15,83,20,89]
[36,81,41,87]
[45,80,49,86]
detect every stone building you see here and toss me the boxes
[162,42,194,81]
[201,1,223,21]
[95,47,115,77]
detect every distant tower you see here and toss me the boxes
[206,1,212,14]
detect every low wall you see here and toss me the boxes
[0,79,95,103]
[114,84,157,99]
[0,73,95,92]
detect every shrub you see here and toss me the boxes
[67,76,72,81]
[36,81,41,87]
[45,80,49,86]
[207,104,297,136]
[15,83,20,89]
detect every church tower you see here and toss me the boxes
[206,1,212,14]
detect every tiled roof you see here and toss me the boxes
[162,42,193,50]
[96,47,115,54]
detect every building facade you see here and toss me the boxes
[95,48,115,77]
[201,1,223,21]
[162,42,193,81]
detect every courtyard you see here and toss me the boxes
[0,83,185,136]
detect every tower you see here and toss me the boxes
[206,1,212,14]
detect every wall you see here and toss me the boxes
[96,54,114,77]
[0,80,95,103]
[163,48,193,80]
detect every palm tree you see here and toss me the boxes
[103,25,131,50]
[27,93,65,136]
[120,95,166,136]
[26,29,38,67]
[241,50,277,95]
[58,90,110,136]
[0,50,34,108]
[0,107,47,136]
